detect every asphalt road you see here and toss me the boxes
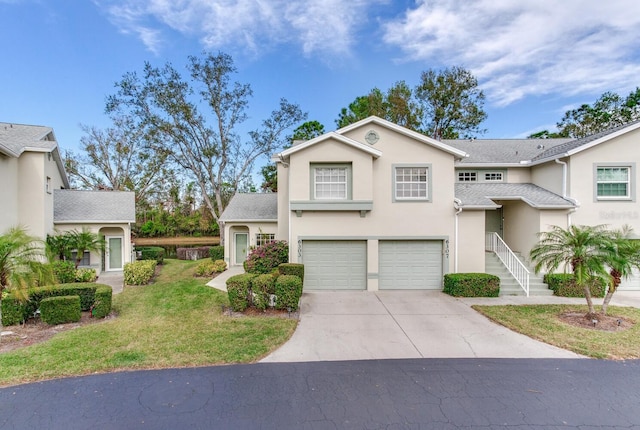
[1,359,639,429]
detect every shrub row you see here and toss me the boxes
[195,259,227,277]
[543,274,606,298]
[244,241,289,274]
[51,261,97,284]
[40,296,81,325]
[209,246,224,261]
[1,283,113,326]
[226,263,304,312]
[124,260,157,285]
[443,273,500,297]
[177,246,211,261]
[137,246,165,264]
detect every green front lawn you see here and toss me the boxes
[473,304,640,359]
[0,259,297,386]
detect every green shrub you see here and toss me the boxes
[274,275,303,311]
[137,246,165,264]
[543,274,606,298]
[212,260,227,273]
[51,260,76,284]
[209,245,224,261]
[1,296,28,326]
[226,274,256,312]
[252,274,277,310]
[124,260,157,285]
[92,285,113,318]
[244,241,289,274]
[443,273,500,297]
[194,259,227,277]
[278,263,304,283]
[40,295,81,325]
[75,268,97,283]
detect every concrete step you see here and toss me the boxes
[485,252,553,296]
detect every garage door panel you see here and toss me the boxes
[619,268,640,291]
[303,241,366,290]
[379,241,442,290]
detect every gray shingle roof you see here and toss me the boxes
[54,190,136,223]
[456,183,576,209]
[220,193,278,222]
[0,122,56,157]
[444,139,572,165]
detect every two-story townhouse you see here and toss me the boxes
[0,122,135,274]
[220,117,640,293]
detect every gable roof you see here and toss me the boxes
[0,122,70,188]
[456,183,576,209]
[336,116,468,158]
[530,120,640,164]
[445,139,571,166]
[220,193,278,222]
[275,132,382,161]
[54,190,135,223]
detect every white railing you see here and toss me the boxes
[485,232,530,297]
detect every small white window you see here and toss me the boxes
[315,167,347,199]
[457,172,477,182]
[484,172,503,182]
[597,166,630,199]
[395,166,428,200]
[256,233,275,247]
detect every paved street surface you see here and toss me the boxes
[1,358,639,429]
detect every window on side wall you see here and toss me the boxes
[256,233,275,247]
[312,164,350,200]
[596,165,633,200]
[71,250,91,266]
[457,171,477,182]
[394,165,431,201]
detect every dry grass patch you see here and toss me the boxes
[473,304,640,359]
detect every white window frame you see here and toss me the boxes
[457,171,477,182]
[595,164,635,201]
[256,233,275,247]
[484,172,503,182]
[393,164,431,202]
[71,250,91,266]
[311,164,351,200]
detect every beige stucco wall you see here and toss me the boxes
[456,210,485,272]
[17,152,47,238]
[567,128,640,232]
[505,168,531,183]
[285,125,456,288]
[224,221,278,265]
[43,151,65,237]
[531,161,564,196]
[0,155,19,232]
[502,201,569,257]
[277,162,289,240]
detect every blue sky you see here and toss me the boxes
[2,0,640,160]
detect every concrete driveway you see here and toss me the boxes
[261,291,583,362]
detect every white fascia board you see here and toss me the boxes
[278,132,382,159]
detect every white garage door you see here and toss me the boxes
[302,241,367,290]
[619,269,640,291]
[379,240,443,290]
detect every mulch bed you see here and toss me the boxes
[558,312,634,331]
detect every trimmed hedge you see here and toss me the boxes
[40,295,81,325]
[244,241,289,274]
[51,260,76,284]
[252,274,277,311]
[443,273,500,297]
[274,275,303,311]
[543,274,606,298]
[124,260,157,285]
[75,268,97,283]
[92,285,113,318]
[226,274,257,312]
[209,246,224,261]
[137,246,164,264]
[1,283,113,326]
[278,263,304,282]
[195,259,227,277]
[177,246,211,261]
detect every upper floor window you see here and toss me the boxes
[457,170,505,183]
[458,172,477,182]
[314,166,349,200]
[484,172,503,182]
[596,166,632,199]
[394,165,430,201]
[256,233,275,247]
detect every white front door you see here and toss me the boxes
[234,233,249,265]
[106,236,123,271]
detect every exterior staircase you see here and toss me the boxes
[485,251,553,296]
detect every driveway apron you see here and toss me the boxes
[261,291,582,362]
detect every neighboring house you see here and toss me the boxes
[220,116,640,292]
[0,122,135,274]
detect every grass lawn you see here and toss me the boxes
[473,304,640,359]
[0,259,297,386]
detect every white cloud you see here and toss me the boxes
[383,0,640,106]
[95,0,384,58]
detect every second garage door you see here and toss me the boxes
[379,240,443,290]
[302,240,367,290]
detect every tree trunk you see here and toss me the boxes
[583,283,597,319]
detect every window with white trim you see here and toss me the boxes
[256,233,275,247]
[71,250,90,266]
[596,166,631,199]
[395,166,429,200]
[457,171,477,182]
[484,172,503,182]
[314,166,348,199]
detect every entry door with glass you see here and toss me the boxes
[106,236,123,271]
[234,233,249,265]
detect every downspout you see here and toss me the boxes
[453,198,462,273]
[555,158,579,227]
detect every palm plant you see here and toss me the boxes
[0,227,55,328]
[530,224,611,318]
[68,228,105,268]
[601,226,640,314]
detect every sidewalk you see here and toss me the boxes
[206,265,244,292]
[96,271,124,294]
